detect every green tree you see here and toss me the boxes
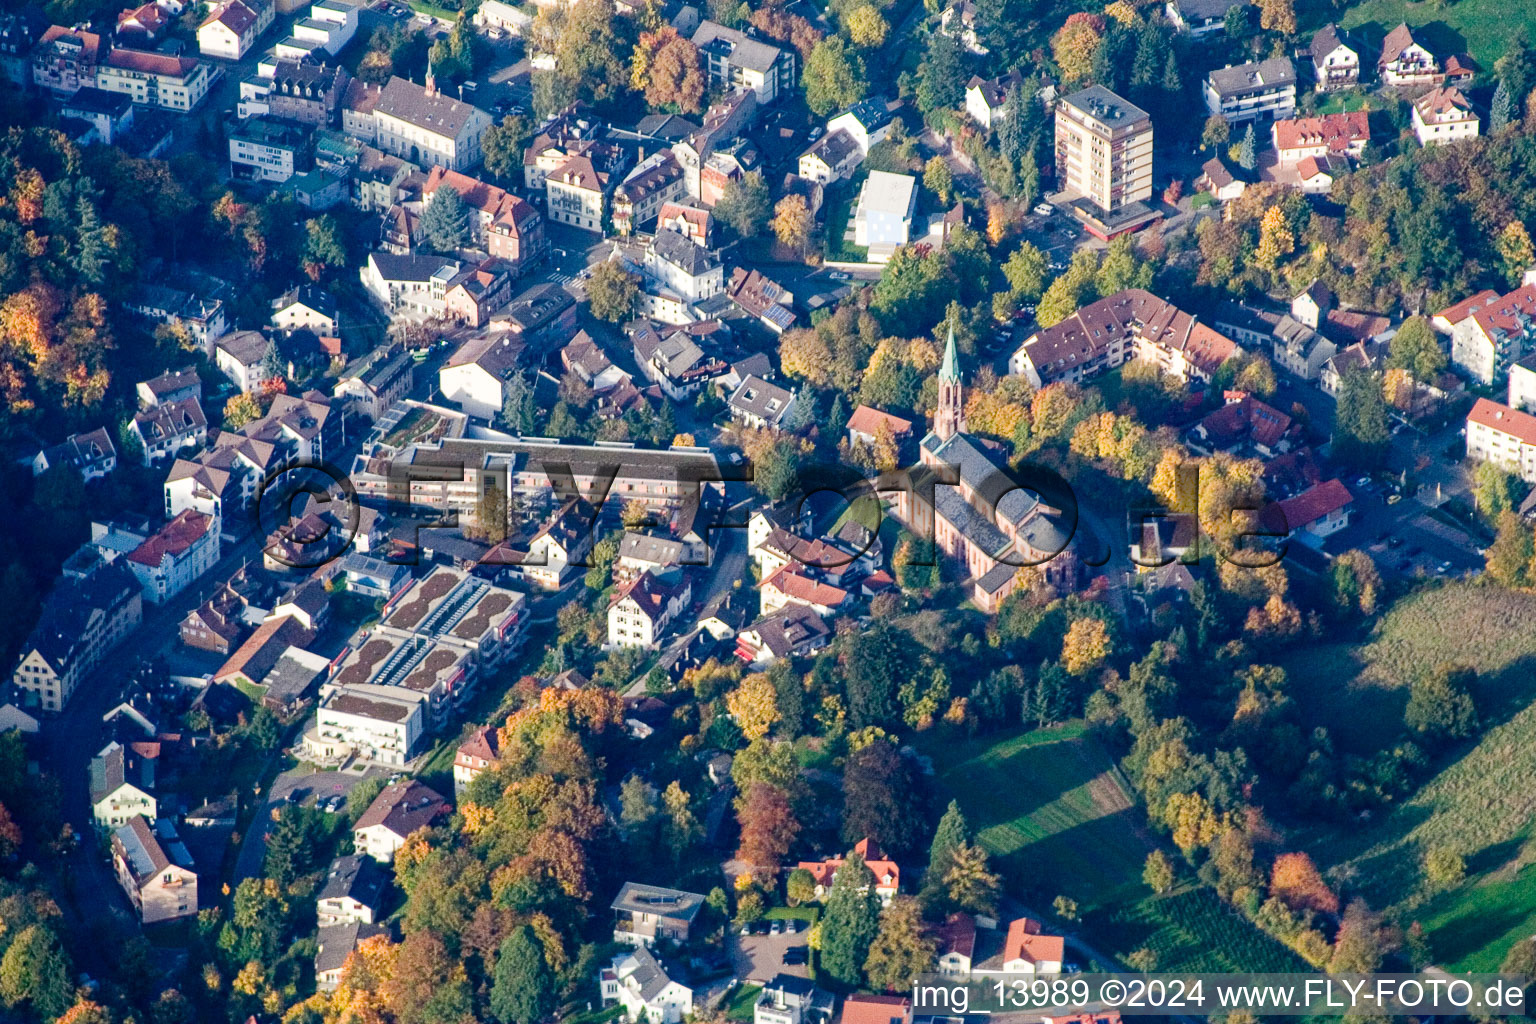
[715,171,772,239]
[1385,316,1445,381]
[482,114,531,180]
[1001,242,1047,301]
[1332,365,1388,468]
[421,184,471,253]
[863,896,937,992]
[1423,845,1466,891]
[1474,462,1519,519]
[915,31,963,117]
[942,842,1002,916]
[1143,849,1175,893]
[302,215,347,279]
[786,867,817,905]
[1404,664,1478,744]
[926,799,969,882]
[586,259,639,322]
[1202,114,1230,151]
[490,925,556,1024]
[923,156,954,205]
[1238,123,1256,171]
[820,853,883,986]
[803,36,866,116]
[996,82,1029,160]
[0,924,72,1020]
[1491,80,1515,133]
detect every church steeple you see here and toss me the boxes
[934,322,965,441]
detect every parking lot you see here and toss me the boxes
[730,918,811,983]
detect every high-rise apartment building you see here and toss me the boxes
[1054,85,1153,216]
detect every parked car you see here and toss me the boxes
[783,946,809,965]
[1033,203,1053,216]
[770,920,783,934]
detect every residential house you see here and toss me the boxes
[127,397,206,470]
[1413,86,1478,147]
[936,912,979,977]
[601,946,694,1023]
[938,0,988,52]
[198,0,266,59]
[1510,355,1536,412]
[1292,279,1332,329]
[965,70,1023,129]
[214,614,309,689]
[111,817,197,923]
[733,603,831,664]
[1450,282,1536,384]
[797,128,862,185]
[180,566,273,653]
[991,918,1065,974]
[1378,23,1456,87]
[497,281,577,355]
[658,201,714,246]
[841,997,911,1024]
[306,686,428,766]
[229,114,309,182]
[795,837,900,903]
[1265,478,1354,538]
[692,20,795,104]
[727,268,796,333]
[1296,154,1347,194]
[632,321,728,401]
[421,165,546,267]
[510,498,596,589]
[1203,57,1296,124]
[60,85,135,142]
[1188,390,1296,457]
[1433,288,1502,335]
[755,975,832,1024]
[827,98,893,153]
[440,329,525,420]
[610,882,706,945]
[334,348,414,420]
[125,509,219,604]
[315,921,389,991]
[90,741,157,827]
[124,283,228,353]
[371,74,491,171]
[846,405,913,448]
[643,228,725,323]
[1320,339,1383,396]
[1270,314,1336,380]
[317,854,389,925]
[453,723,499,793]
[97,48,211,111]
[1165,0,1250,37]
[1272,111,1368,163]
[266,59,350,126]
[444,258,516,328]
[214,329,272,393]
[616,532,690,583]
[359,252,461,318]
[352,146,417,211]
[545,154,609,232]
[1011,289,1237,388]
[137,367,201,409]
[32,25,102,94]
[613,150,687,236]
[117,2,170,45]
[11,561,142,712]
[1196,158,1245,202]
[33,426,117,481]
[608,570,693,648]
[727,375,796,429]
[1309,24,1359,91]
[340,552,412,599]
[853,170,916,260]
[671,89,757,199]
[353,780,451,863]
[1467,397,1536,482]
[272,284,339,336]
[759,562,850,617]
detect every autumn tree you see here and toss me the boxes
[1497,221,1536,287]
[736,782,798,872]
[302,215,347,280]
[1254,205,1294,273]
[1270,852,1337,916]
[864,897,937,992]
[846,4,888,47]
[773,194,813,258]
[923,156,954,205]
[661,781,701,863]
[1329,899,1393,974]
[637,30,705,112]
[1062,617,1111,676]
[555,0,633,101]
[942,842,1002,916]
[0,924,73,1021]
[1486,511,1535,587]
[1052,15,1103,83]
[482,113,531,181]
[1258,0,1296,35]
[820,852,883,986]
[727,673,781,740]
[1143,849,1175,893]
[586,259,639,322]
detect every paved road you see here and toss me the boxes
[230,768,386,883]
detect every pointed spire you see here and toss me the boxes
[940,320,960,382]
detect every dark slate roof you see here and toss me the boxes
[1206,57,1297,98]
[318,853,389,908]
[651,227,720,277]
[376,76,487,137]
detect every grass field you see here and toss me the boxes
[1091,887,1310,974]
[723,985,763,1022]
[1337,0,1536,67]
[1284,584,1536,968]
[920,722,1156,913]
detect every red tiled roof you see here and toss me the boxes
[1415,85,1472,119]
[846,404,914,439]
[1433,289,1501,326]
[106,47,200,77]
[1275,478,1353,530]
[1273,111,1368,154]
[762,563,849,608]
[1467,284,1536,341]
[1468,397,1536,446]
[1003,916,1065,966]
[936,911,977,960]
[841,996,911,1024]
[128,509,213,566]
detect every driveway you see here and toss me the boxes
[730,924,810,983]
[230,767,389,883]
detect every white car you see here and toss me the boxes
[1033,203,1053,216]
